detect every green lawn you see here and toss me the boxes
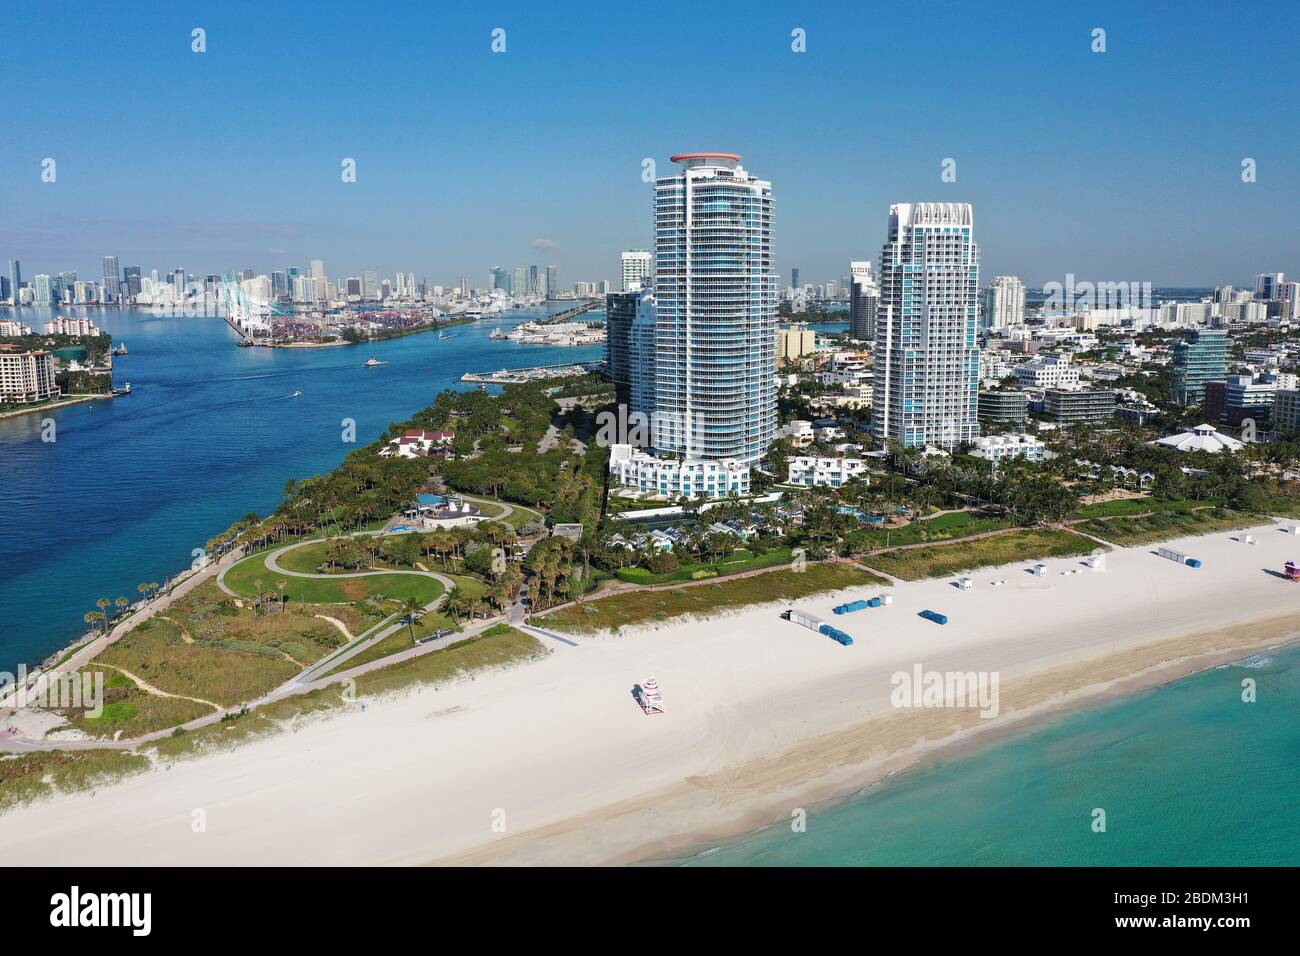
[1073,497,1214,519]
[1079,508,1260,545]
[542,563,887,634]
[223,552,443,605]
[615,548,794,585]
[866,529,1099,580]
[853,511,1013,550]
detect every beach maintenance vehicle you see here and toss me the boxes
[782,608,854,646]
[1285,561,1300,582]
[1156,546,1201,569]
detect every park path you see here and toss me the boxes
[95,663,222,712]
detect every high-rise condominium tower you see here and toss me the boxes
[620,250,652,292]
[849,260,877,340]
[102,256,120,302]
[982,275,1025,330]
[651,152,776,465]
[872,202,981,450]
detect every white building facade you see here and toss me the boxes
[872,202,981,449]
[982,275,1025,330]
[652,153,777,466]
[788,455,868,488]
[608,444,750,499]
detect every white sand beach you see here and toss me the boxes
[2,521,1298,866]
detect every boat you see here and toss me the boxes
[109,343,128,356]
[438,329,448,340]
[291,390,302,398]
[489,328,507,340]
[363,357,387,367]
[111,382,132,395]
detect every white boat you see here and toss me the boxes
[291,390,302,397]
[363,357,387,367]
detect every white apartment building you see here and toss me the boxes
[872,202,980,449]
[788,455,868,488]
[783,420,814,446]
[42,317,102,337]
[608,443,750,499]
[0,350,59,403]
[982,275,1025,330]
[971,434,1046,463]
[0,320,32,336]
[652,153,777,465]
[1014,354,1080,388]
[620,250,652,292]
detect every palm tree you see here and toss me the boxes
[401,597,424,641]
[149,581,161,598]
[84,611,104,634]
[443,592,474,625]
[277,579,288,614]
[114,596,129,621]
[96,597,111,631]
[137,582,150,603]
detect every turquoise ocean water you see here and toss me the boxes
[682,647,1300,866]
[0,305,601,671]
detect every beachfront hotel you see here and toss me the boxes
[871,202,981,450]
[650,152,777,466]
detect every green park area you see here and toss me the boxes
[865,529,1098,580]
[541,562,886,635]
[1078,507,1259,545]
[222,550,444,606]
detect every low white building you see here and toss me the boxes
[1152,423,1244,454]
[378,428,455,458]
[970,434,1047,462]
[1014,354,1080,389]
[782,420,814,447]
[608,444,750,499]
[788,455,868,488]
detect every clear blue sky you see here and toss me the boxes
[2,0,1297,288]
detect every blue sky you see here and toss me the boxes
[2,0,1297,288]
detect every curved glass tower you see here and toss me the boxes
[652,153,776,465]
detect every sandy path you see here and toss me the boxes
[96,663,222,712]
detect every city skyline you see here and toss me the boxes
[3,1,1298,286]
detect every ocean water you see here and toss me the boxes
[0,305,601,670]
[682,646,1300,866]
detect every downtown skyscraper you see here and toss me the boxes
[646,152,777,466]
[872,202,981,450]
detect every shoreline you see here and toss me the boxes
[0,392,115,421]
[475,629,1300,868]
[1,521,1298,865]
